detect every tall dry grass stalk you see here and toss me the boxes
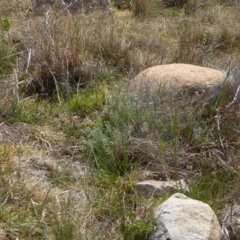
[1,0,240,99]
[2,0,240,99]
[17,9,167,97]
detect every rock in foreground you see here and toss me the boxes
[150,193,222,240]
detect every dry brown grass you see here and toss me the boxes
[0,0,32,16]
[2,0,240,239]
[0,122,117,240]
[15,9,167,97]
[169,3,240,66]
[2,0,239,99]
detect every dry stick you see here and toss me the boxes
[226,84,240,108]
[2,50,28,60]
[58,2,73,15]
[13,68,19,105]
[37,186,52,223]
[26,49,32,73]
[230,200,233,224]
[216,112,224,149]
[17,144,22,240]
[46,63,62,104]
[65,57,70,98]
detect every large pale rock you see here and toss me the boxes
[150,193,222,240]
[130,64,226,107]
[135,179,189,198]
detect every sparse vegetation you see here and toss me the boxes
[1,0,240,239]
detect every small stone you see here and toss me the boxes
[135,179,189,198]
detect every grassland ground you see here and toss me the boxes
[1,0,240,239]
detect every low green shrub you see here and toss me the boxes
[69,84,106,115]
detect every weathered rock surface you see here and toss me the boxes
[130,63,226,107]
[150,193,222,240]
[135,179,189,198]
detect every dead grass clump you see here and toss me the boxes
[172,4,240,65]
[3,0,240,101]
[0,145,50,239]
[17,10,167,98]
[0,21,22,114]
[0,0,32,17]
[198,6,240,50]
[86,15,166,73]
[132,0,148,18]
[0,126,97,240]
[173,19,205,64]
[33,0,85,16]
[133,0,186,18]
[18,11,103,98]
[162,0,188,8]
[225,0,240,8]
